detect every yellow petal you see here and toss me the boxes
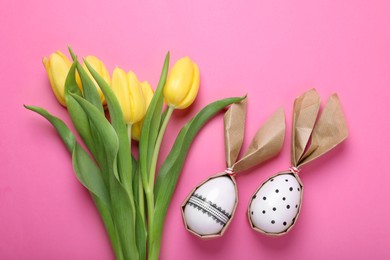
[176,62,200,109]
[112,67,132,123]
[140,81,154,108]
[42,51,72,106]
[131,120,143,141]
[163,56,195,107]
[82,55,111,105]
[127,71,147,124]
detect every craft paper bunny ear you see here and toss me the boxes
[231,107,285,173]
[181,97,286,239]
[248,89,348,236]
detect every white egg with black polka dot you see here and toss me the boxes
[249,173,302,234]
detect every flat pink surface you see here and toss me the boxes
[1,1,389,259]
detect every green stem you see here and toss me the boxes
[127,123,132,146]
[148,105,175,189]
[138,173,145,222]
[146,105,174,257]
[145,186,154,231]
[126,124,133,192]
[126,123,136,224]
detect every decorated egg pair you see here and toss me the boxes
[182,99,286,238]
[182,89,348,238]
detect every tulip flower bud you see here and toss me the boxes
[140,81,154,108]
[131,81,154,141]
[131,121,143,141]
[43,51,73,106]
[81,56,111,105]
[163,56,200,109]
[111,67,147,125]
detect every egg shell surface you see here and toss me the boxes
[249,173,302,234]
[184,175,236,236]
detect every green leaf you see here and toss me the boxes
[68,50,109,182]
[24,105,75,152]
[72,143,111,208]
[75,60,104,114]
[64,60,99,168]
[68,93,139,259]
[149,96,245,259]
[139,52,170,186]
[25,105,122,258]
[135,203,147,260]
[132,158,142,216]
[64,60,82,96]
[84,58,135,205]
[67,93,119,178]
[159,107,169,132]
[24,105,110,207]
[68,45,77,61]
[92,195,123,260]
[108,171,139,260]
[132,160,146,260]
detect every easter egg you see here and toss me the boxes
[248,173,303,235]
[182,175,237,237]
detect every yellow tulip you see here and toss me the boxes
[140,81,154,107]
[81,56,111,105]
[163,56,200,109]
[131,121,143,141]
[131,81,154,141]
[111,67,147,125]
[43,51,73,106]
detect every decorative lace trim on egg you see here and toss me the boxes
[187,193,232,226]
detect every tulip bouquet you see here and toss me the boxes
[25,47,243,260]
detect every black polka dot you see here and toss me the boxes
[295,204,298,208]
[297,187,300,191]
[251,211,253,215]
[283,222,287,226]
[253,195,257,199]
[275,189,279,193]
[282,197,286,201]
[289,187,293,191]
[263,196,266,200]
[271,220,275,224]
[273,207,276,211]
[270,179,274,182]
[286,205,290,209]
[262,210,266,214]
[285,179,288,182]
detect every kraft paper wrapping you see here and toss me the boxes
[223,99,286,174]
[249,90,348,236]
[182,98,286,239]
[224,99,246,168]
[291,89,349,168]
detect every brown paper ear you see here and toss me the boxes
[298,94,348,167]
[224,98,247,168]
[232,108,285,173]
[291,89,321,166]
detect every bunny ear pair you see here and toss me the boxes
[181,89,348,239]
[181,97,287,239]
[249,89,348,236]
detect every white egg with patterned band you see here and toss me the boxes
[183,175,237,237]
[249,173,302,234]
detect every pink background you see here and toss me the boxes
[1,0,390,259]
